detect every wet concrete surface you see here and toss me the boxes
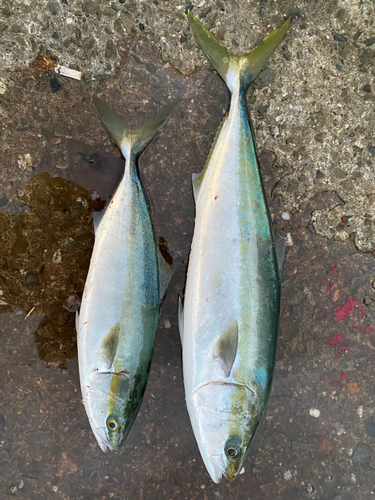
[1,1,375,499]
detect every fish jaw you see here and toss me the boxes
[93,426,111,453]
[187,382,260,483]
[81,371,144,452]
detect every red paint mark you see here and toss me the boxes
[87,385,90,388]
[111,200,114,205]
[334,354,341,359]
[205,296,210,302]
[337,381,343,387]
[355,326,362,332]
[119,370,129,375]
[94,368,99,372]
[84,321,88,325]
[329,265,338,274]
[323,278,328,283]
[329,380,336,387]
[327,332,344,345]
[339,373,348,381]
[84,286,87,298]
[366,326,374,334]
[334,296,365,321]
[341,343,350,350]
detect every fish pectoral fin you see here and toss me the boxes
[178,296,184,343]
[97,322,120,368]
[157,247,173,301]
[213,319,238,377]
[275,231,286,277]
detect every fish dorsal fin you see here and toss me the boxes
[157,247,173,301]
[213,319,238,377]
[97,322,120,368]
[178,296,184,343]
[192,119,225,203]
[275,231,286,276]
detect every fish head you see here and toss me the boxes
[188,382,260,483]
[82,372,143,452]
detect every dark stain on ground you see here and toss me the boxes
[1,40,375,500]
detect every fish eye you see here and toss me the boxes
[226,445,240,458]
[107,416,118,431]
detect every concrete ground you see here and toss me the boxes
[0,0,375,499]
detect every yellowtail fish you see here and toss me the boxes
[77,96,176,452]
[179,13,290,482]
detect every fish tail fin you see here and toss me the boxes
[187,12,290,93]
[93,96,178,157]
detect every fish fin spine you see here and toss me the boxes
[187,12,290,93]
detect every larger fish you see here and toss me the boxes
[179,13,290,482]
[77,96,175,452]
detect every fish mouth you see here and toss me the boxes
[94,427,111,453]
[209,454,226,484]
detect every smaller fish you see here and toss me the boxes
[77,95,177,452]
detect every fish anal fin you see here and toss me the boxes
[75,310,80,336]
[93,209,105,233]
[275,231,286,276]
[178,296,184,343]
[157,247,173,301]
[213,319,238,377]
[97,322,120,368]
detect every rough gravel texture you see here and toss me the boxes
[1,1,375,499]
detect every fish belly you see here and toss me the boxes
[183,106,280,406]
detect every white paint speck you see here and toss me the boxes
[284,470,293,481]
[281,212,290,220]
[286,233,293,246]
[309,408,320,418]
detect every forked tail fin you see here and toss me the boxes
[93,95,178,158]
[187,12,290,93]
